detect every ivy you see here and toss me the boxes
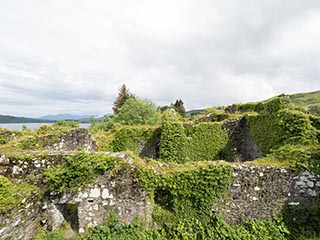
[159,120,187,163]
[283,205,320,239]
[111,126,160,156]
[0,175,39,214]
[247,110,319,155]
[43,153,118,193]
[184,122,228,161]
[136,163,233,217]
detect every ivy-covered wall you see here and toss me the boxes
[247,110,319,155]
[159,121,228,163]
[230,95,289,114]
[184,122,228,161]
[110,126,160,158]
[159,121,187,163]
[136,163,233,217]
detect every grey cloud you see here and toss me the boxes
[0,0,320,117]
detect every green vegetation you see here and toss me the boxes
[43,153,118,193]
[34,224,72,240]
[137,162,233,215]
[184,122,228,161]
[289,90,320,106]
[161,99,187,118]
[112,98,161,126]
[0,122,82,153]
[1,87,320,239]
[52,120,80,129]
[159,112,187,162]
[111,125,160,155]
[247,109,318,155]
[113,84,136,114]
[77,212,163,240]
[0,175,39,214]
[289,90,320,116]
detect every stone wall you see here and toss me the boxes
[0,153,69,184]
[0,189,41,240]
[42,128,96,152]
[1,151,319,239]
[288,170,320,206]
[213,165,320,224]
[222,117,263,162]
[45,170,152,234]
[0,152,151,239]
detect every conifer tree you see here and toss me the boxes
[173,99,186,117]
[112,84,135,113]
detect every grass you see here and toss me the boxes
[125,150,232,175]
[289,90,320,106]
[246,157,291,167]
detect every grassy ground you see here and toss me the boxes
[289,90,320,106]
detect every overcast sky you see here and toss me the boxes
[1,0,320,117]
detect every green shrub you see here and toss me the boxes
[184,122,228,161]
[159,120,187,163]
[309,115,320,130]
[111,126,160,156]
[238,96,288,114]
[0,128,13,145]
[309,104,320,116]
[20,136,41,150]
[43,153,118,193]
[52,120,80,129]
[267,144,320,175]
[283,205,320,239]
[137,163,233,217]
[0,136,7,145]
[112,98,161,126]
[78,212,165,240]
[35,125,54,135]
[247,110,318,155]
[0,175,39,214]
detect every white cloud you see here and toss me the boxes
[0,0,320,117]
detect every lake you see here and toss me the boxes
[0,123,91,131]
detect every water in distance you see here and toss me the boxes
[0,123,91,131]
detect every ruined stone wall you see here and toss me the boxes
[0,153,70,184]
[43,128,96,152]
[0,190,41,240]
[222,117,263,162]
[0,152,151,239]
[288,170,320,206]
[45,171,152,234]
[1,151,319,239]
[213,165,320,224]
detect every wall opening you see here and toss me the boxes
[56,203,79,233]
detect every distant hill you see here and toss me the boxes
[289,90,320,106]
[289,90,320,115]
[0,115,53,124]
[39,114,94,121]
[186,109,205,116]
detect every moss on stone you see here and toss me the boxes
[0,175,39,214]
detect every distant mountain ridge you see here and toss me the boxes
[0,115,53,124]
[1,90,319,123]
[39,114,94,121]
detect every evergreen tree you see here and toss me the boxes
[173,99,186,117]
[112,84,135,113]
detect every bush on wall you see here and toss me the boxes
[159,120,187,163]
[184,122,228,161]
[247,110,319,155]
[110,125,160,156]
